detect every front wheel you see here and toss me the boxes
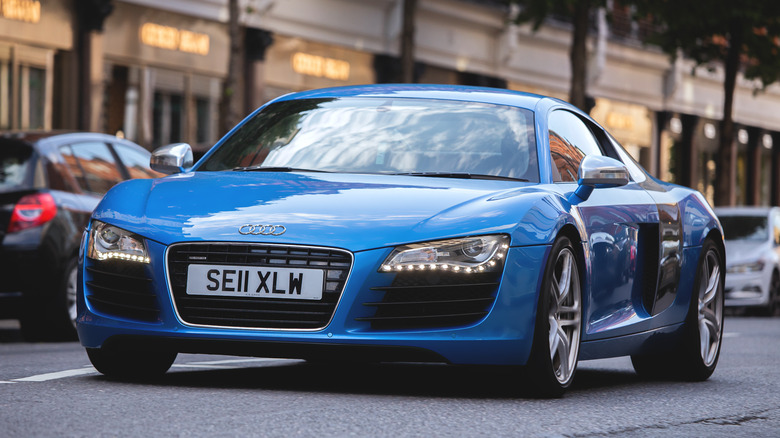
[524,236,582,398]
[87,346,177,380]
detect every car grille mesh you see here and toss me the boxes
[167,243,351,330]
[358,272,500,330]
[85,261,159,322]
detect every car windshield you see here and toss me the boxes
[199,97,539,182]
[719,215,769,241]
[0,141,34,193]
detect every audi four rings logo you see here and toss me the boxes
[238,224,287,236]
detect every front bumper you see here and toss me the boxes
[724,269,770,308]
[77,239,548,366]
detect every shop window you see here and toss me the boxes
[0,61,9,129]
[152,91,185,148]
[170,94,183,143]
[27,66,45,130]
[196,97,210,145]
[0,45,52,130]
[761,140,772,206]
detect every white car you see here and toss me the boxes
[716,206,780,315]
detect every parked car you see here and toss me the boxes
[78,85,724,397]
[0,131,161,341]
[715,206,780,315]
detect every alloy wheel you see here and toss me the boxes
[548,247,582,384]
[66,265,78,328]
[698,249,723,367]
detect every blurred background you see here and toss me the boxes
[2,0,780,207]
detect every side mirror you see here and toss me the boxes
[150,143,193,174]
[572,155,630,201]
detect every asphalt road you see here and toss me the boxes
[1,316,779,437]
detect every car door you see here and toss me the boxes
[547,109,660,339]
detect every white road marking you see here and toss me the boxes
[13,367,98,382]
[170,364,234,369]
[186,358,289,366]
[6,358,297,382]
[724,332,740,338]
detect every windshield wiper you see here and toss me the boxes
[233,166,331,173]
[390,172,529,182]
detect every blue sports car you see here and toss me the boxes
[77,84,724,396]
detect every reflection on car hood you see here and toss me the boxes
[95,171,545,251]
[724,239,771,265]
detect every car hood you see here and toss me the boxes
[724,239,771,265]
[95,172,553,251]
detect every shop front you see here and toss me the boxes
[101,2,228,151]
[0,0,73,131]
[262,35,376,103]
[589,98,654,172]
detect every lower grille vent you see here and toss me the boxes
[85,261,159,321]
[358,272,500,330]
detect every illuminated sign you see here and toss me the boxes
[140,23,210,56]
[292,52,350,81]
[1,0,41,23]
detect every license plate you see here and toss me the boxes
[186,264,324,300]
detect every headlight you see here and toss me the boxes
[727,260,765,274]
[87,220,150,263]
[379,235,510,273]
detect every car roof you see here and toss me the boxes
[273,84,551,111]
[0,130,79,144]
[0,131,149,154]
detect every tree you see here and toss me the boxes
[512,0,603,110]
[634,0,780,206]
[220,0,244,136]
[401,0,417,83]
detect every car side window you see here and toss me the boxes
[111,143,161,179]
[548,110,603,182]
[60,142,124,195]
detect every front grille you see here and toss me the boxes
[357,271,500,330]
[168,243,352,330]
[85,261,159,321]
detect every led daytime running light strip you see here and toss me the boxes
[381,243,508,273]
[94,250,150,264]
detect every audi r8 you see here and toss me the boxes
[77,85,725,396]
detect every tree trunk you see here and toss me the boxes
[569,0,591,110]
[401,0,417,83]
[220,0,243,136]
[714,19,743,206]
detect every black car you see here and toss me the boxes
[0,132,161,341]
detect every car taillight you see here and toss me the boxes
[7,193,57,233]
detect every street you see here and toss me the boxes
[1,316,779,437]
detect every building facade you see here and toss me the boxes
[2,0,780,206]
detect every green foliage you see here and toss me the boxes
[633,0,780,89]
[509,0,607,28]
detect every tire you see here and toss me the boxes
[87,346,177,380]
[19,257,79,342]
[632,238,724,381]
[524,236,583,398]
[766,270,780,317]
